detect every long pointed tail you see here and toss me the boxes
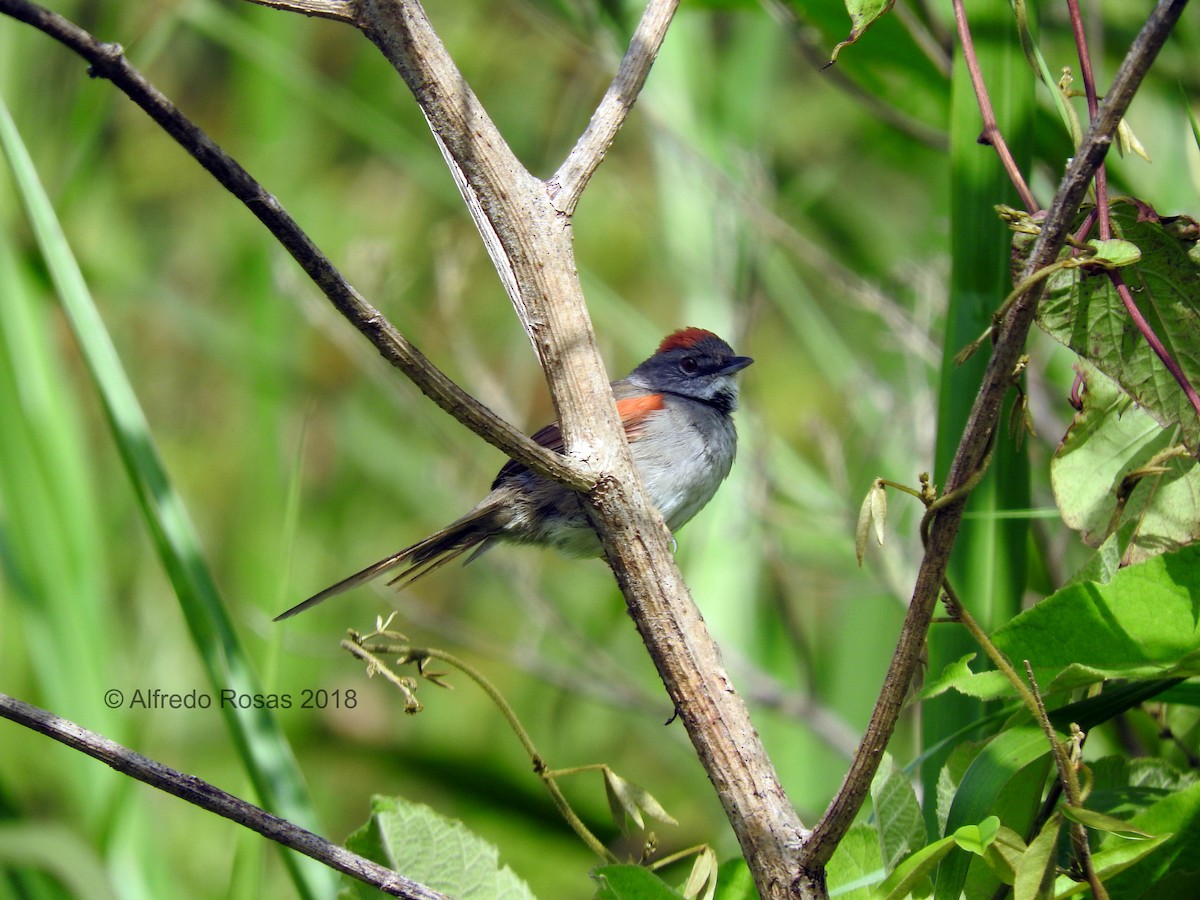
[274,505,499,621]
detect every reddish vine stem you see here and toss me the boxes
[951,0,1039,213]
[1066,0,1200,433]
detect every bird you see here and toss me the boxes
[275,327,753,621]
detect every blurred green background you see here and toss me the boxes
[1,0,1197,897]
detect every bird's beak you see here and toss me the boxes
[719,356,754,375]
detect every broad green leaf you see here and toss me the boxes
[1100,781,1200,895]
[1051,833,1172,897]
[870,753,926,872]
[929,545,1200,701]
[1036,201,1200,452]
[346,796,536,900]
[827,824,884,899]
[991,544,1200,687]
[1050,362,1199,563]
[592,865,685,900]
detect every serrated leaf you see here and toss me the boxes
[917,653,979,701]
[345,796,536,900]
[825,824,884,899]
[1036,201,1200,452]
[870,753,926,872]
[592,865,685,900]
[1099,781,1200,894]
[988,544,1200,692]
[829,0,896,63]
[1059,805,1155,840]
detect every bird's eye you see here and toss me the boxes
[679,356,700,375]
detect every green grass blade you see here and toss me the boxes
[0,93,334,899]
[924,0,1034,837]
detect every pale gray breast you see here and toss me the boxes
[630,401,737,532]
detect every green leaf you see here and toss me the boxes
[1050,362,1199,563]
[713,858,756,900]
[952,816,1000,855]
[1059,805,1155,840]
[826,824,884,899]
[979,826,1027,886]
[1036,201,1200,452]
[1085,238,1141,267]
[871,753,926,872]
[873,834,956,899]
[1051,833,1173,897]
[929,546,1200,702]
[990,544,1200,689]
[829,0,896,63]
[1099,781,1200,895]
[346,796,536,900]
[592,865,685,900]
[935,728,1052,900]
[1013,813,1060,900]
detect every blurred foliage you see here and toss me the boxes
[1,0,1199,898]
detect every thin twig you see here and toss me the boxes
[242,0,355,22]
[550,0,679,214]
[344,632,618,862]
[0,693,449,900]
[1023,664,1107,900]
[951,0,1040,213]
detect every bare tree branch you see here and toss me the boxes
[549,0,680,214]
[0,693,449,900]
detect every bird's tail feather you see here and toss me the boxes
[273,504,499,621]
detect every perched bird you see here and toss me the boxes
[275,327,752,621]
